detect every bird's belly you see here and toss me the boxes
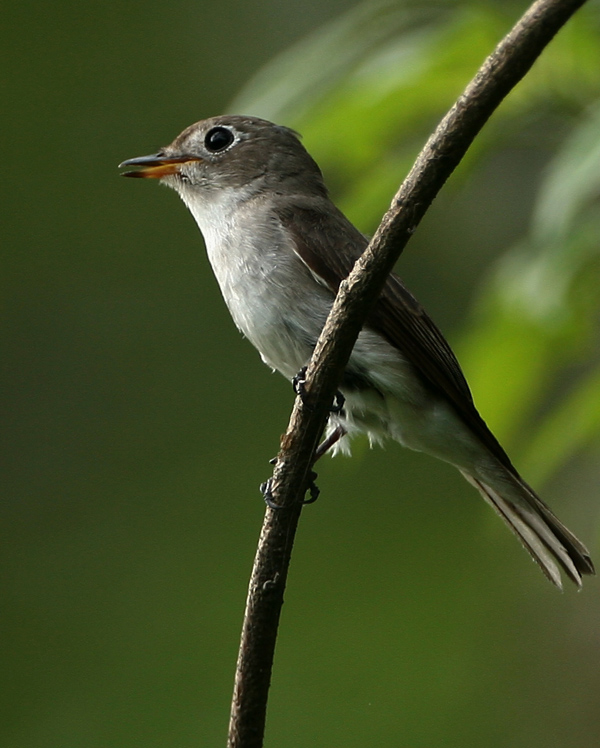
[205,230,487,472]
[336,330,487,471]
[217,265,332,379]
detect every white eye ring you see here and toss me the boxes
[204,126,235,153]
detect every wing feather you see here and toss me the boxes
[275,199,515,472]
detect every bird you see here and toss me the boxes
[120,114,594,589]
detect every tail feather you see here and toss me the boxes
[520,483,595,578]
[460,470,595,589]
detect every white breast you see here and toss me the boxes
[177,184,334,378]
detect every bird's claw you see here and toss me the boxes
[260,471,320,508]
[292,367,345,414]
[330,391,345,414]
[303,471,320,504]
[260,478,281,509]
[292,366,312,409]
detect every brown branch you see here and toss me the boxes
[226,1,588,746]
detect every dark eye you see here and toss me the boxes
[204,126,234,152]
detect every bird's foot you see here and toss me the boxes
[292,367,345,414]
[260,471,320,509]
[304,471,320,504]
[292,366,311,408]
[260,478,280,509]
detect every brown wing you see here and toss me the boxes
[275,199,515,473]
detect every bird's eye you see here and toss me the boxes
[204,127,235,152]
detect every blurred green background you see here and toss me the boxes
[3,0,600,746]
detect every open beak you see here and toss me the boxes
[119,153,202,178]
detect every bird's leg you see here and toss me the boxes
[268,424,346,470]
[263,377,346,507]
[314,424,347,462]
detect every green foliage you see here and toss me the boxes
[233,0,600,487]
[463,101,600,484]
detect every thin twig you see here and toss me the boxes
[226,1,587,746]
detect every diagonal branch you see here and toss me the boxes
[226,1,588,746]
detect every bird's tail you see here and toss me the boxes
[460,469,595,589]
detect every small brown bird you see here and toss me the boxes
[121,115,594,589]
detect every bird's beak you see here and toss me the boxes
[119,153,202,178]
